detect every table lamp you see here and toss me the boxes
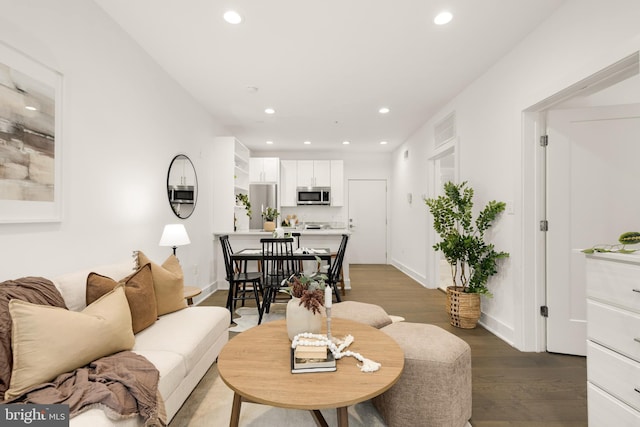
[159,224,191,256]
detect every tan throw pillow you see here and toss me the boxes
[137,251,187,316]
[6,286,134,400]
[86,263,158,334]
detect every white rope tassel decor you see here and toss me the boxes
[292,333,381,373]
[358,357,382,372]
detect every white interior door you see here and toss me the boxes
[348,180,387,264]
[546,104,640,355]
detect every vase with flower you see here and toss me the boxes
[280,270,328,340]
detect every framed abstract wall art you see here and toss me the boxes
[0,42,62,223]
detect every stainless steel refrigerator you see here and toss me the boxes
[249,183,277,229]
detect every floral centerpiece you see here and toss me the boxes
[281,268,328,340]
[281,270,327,315]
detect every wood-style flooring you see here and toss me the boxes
[198,264,587,426]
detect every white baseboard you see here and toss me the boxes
[389,258,430,288]
[191,281,219,305]
[479,311,515,348]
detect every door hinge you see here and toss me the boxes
[540,135,549,147]
[540,305,549,317]
[540,220,549,231]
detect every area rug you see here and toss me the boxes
[171,364,387,426]
[171,364,472,426]
[228,304,287,333]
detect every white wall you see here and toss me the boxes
[390,0,640,350]
[0,0,226,294]
[389,133,430,283]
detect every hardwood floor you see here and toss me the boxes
[199,264,588,426]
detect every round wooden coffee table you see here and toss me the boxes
[218,318,404,426]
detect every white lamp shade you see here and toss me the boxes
[159,224,191,247]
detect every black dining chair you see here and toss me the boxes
[219,235,264,324]
[291,232,304,272]
[291,232,301,248]
[260,237,297,314]
[326,234,349,303]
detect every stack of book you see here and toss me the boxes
[291,341,337,374]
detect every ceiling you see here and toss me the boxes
[94,0,566,153]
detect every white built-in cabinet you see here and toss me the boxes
[234,144,250,195]
[297,160,331,187]
[585,253,640,426]
[280,160,298,207]
[212,136,250,231]
[250,157,279,183]
[280,160,343,206]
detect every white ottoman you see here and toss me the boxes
[331,301,393,329]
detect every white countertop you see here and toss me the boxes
[213,228,351,237]
[584,251,640,264]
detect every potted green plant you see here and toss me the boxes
[262,207,279,232]
[581,231,640,254]
[235,193,252,219]
[424,181,509,328]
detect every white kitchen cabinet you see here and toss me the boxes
[280,160,298,207]
[297,160,330,187]
[314,160,331,187]
[296,160,314,187]
[250,157,279,183]
[330,160,344,206]
[585,253,640,425]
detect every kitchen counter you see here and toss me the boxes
[214,228,351,237]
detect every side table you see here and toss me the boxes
[183,285,202,305]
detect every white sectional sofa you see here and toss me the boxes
[51,258,230,426]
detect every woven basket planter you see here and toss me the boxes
[446,286,481,329]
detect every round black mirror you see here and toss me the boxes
[167,154,197,219]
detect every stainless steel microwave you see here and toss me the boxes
[296,187,330,205]
[169,185,195,204]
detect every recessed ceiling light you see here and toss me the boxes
[380,141,388,145]
[266,140,273,145]
[378,107,390,114]
[342,141,350,145]
[264,108,276,114]
[304,141,311,145]
[434,11,453,25]
[24,105,37,111]
[223,10,242,24]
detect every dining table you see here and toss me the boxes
[226,247,332,312]
[231,247,332,262]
